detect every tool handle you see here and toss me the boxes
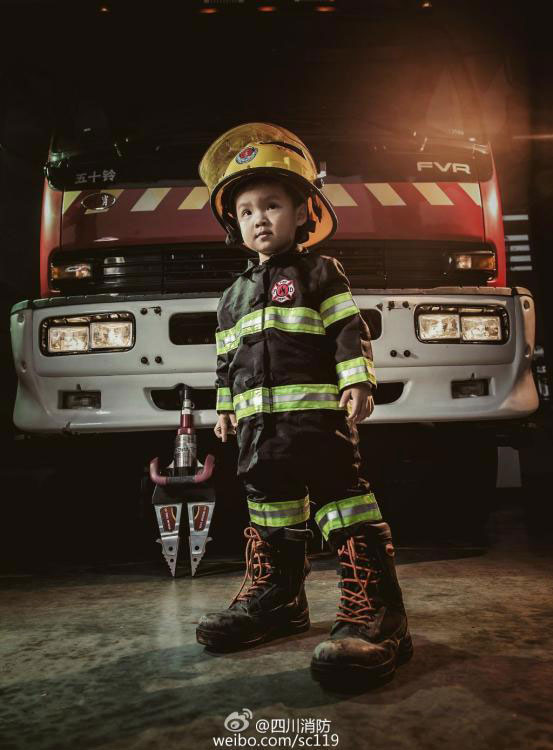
[149,454,215,486]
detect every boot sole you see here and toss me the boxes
[310,631,414,690]
[196,609,310,652]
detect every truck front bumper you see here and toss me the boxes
[10,288,538,434]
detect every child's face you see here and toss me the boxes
[235,182,307,261]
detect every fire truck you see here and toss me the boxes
[8,16,539,522]
[10,140,538,432]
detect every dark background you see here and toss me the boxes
[1,0,552,571]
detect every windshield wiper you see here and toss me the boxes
[418,135,488,154]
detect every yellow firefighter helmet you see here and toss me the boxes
[199,122,337,249]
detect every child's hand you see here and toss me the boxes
[214,412,237,442]
[339,384,374,423]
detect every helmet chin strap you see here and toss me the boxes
[266,238,297,255]
[310,192,323,222]
[225,227,242,247]
[225,232,299,255]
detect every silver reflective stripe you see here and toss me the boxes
[272,391,337,403]
[235,392,270,410]
[248,496,310,527]
[319,503,375,526]
[218,306,324,355]
[315,495,382,537]
[326,299,356,316]
[320,293,358,327]
[339,364,367,379]
[252,509,298,519]
[240,316,262,332]
[265,310,320,326]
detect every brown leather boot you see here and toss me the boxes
[311,521,413,688]
[196,526,312,651]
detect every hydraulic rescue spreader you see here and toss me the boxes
[150,385,216,576]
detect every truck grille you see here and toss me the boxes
[168,309,382,344]
[150,382,404,410]
[50,240,491,294]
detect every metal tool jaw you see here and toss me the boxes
[150,455,216,577]
[188,501,215,576]
[153,501,182,577]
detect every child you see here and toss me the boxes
[196,123,412,688]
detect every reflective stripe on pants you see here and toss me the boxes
[315,493,382,540]
[247,495,310,528]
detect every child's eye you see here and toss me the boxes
[241,209,251,217]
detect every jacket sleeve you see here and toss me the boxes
[318,257,377,392]
[214,297,237,414]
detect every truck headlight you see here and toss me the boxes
[461,316,502,341]
[51,263,92,280]
[40,312,135,355]
[418,314,460,340]
[90,321,133,349]
[449,251,496,271]
[48,326,90,352]
[416,304,508,344]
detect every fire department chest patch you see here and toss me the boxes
[235,146,258,164]
[271,279,296,304]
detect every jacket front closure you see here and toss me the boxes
[252,260,273,415]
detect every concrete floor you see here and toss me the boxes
[1,505,552,750]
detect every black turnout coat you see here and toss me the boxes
[214,246,376,476]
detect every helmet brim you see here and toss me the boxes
[212,167,337,249]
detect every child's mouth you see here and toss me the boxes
[256,231,272,239]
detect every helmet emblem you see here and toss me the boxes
[235,146,258,164]
[271,279,296,304]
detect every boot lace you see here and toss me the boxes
[336,535,382,626]
[230,527,277,607]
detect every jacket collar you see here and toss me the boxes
[239,245,305,277]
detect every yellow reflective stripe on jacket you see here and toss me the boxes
[315,493,382,541]
[215,324,242,355]
[216,306,324,355]
[271,383,340,413]
[264,306,324,336]
[320,291,359,328]
[216,387,233,411]
[233,384,341,421]
[247,495,310,527]
[336,356,377,389]
[233,387,272,420]
[216,309,262,355]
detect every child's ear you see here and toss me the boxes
[296,202,308,226]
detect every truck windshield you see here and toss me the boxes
[51,14,480,168]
